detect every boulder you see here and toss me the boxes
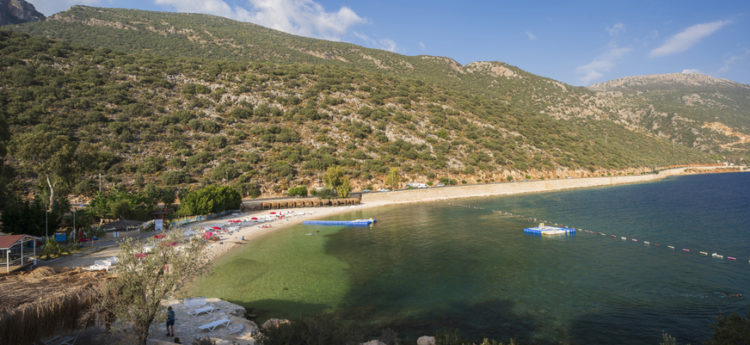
[417,335,436,345]
[261,318,291,329]
[360,340,387,345]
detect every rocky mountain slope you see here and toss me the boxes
[0,0,43,26]
[590,73,750,153]
[2,6,748,198]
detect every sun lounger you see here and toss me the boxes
[184,297,207,308]
[228,323,243,334]
[43,335,77,345]
[198,318,231,332]
[189,305,215,316]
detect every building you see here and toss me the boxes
[0,234,40,274]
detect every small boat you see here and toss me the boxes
[699,251,708,256]
[667,245,675,250]
[643,241,650,245]
[682,248,690,253]
[728,256,737,261]
[711,253,723,259]
[621,236,627,241]
[632,238,638,242]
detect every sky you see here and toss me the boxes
[26,0,750,86]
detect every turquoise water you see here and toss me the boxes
[192,172,750,344]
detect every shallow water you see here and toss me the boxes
[190,172,750,344]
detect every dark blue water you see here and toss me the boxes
[198,172,750,344]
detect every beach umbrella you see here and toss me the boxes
[211,226,221,230]
[251,217,258,220]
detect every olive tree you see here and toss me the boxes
[96,230,207,345]
[322,166,350,198]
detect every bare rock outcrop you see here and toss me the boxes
[0,0,44,25]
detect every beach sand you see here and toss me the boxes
[198,166,735,260]
[59,166,741,267]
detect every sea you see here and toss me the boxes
[190,172,750,344]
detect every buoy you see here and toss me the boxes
[699,251,708,256]
[632,238,638,242]
[667,245,675,250]
[654,243,660,247]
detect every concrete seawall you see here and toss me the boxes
[361,168,692,205]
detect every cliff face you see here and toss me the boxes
[0,0,44,26]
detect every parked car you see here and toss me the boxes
[376,188,391,192]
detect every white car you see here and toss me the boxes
[376,188,391,192]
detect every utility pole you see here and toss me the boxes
[44,199,48,239]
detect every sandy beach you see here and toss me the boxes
[56,165,743,268]
[195,166,746,261]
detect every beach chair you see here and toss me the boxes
[184,296,207,308]
[43,335,77,345]
[188,304,215,316]
[198,317,231,332]
[228,323,243,334]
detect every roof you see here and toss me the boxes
[0,234,40,250]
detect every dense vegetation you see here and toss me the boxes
[0,29,709,206]
[11,6,749,160]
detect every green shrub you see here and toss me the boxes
[288,185,308,197]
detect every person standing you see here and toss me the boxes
[166,306,175,337]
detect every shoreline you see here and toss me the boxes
[199,166,745,261]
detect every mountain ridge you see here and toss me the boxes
[589,72,750,92]
[0,0,44,26]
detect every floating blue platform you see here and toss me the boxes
[303,218,376,226]
[523,225,575,236]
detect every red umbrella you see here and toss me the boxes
[251,217,258,220]
[212,226,221,230]
[270,212,276,215]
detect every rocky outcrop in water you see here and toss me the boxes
[0,0,44,25]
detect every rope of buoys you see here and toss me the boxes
[490,207,746,265]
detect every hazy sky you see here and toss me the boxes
[27,0,750,86]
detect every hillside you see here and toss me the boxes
[0,29,711,199]
[11,6,750,162]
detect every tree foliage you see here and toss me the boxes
[385,167,400,190]
[707,311,750,345]
[177,185,241,216]
[95,230,207,345]
[322,166,350,198]
[287,185,308,197]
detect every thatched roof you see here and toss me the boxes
[0,267,107,345]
